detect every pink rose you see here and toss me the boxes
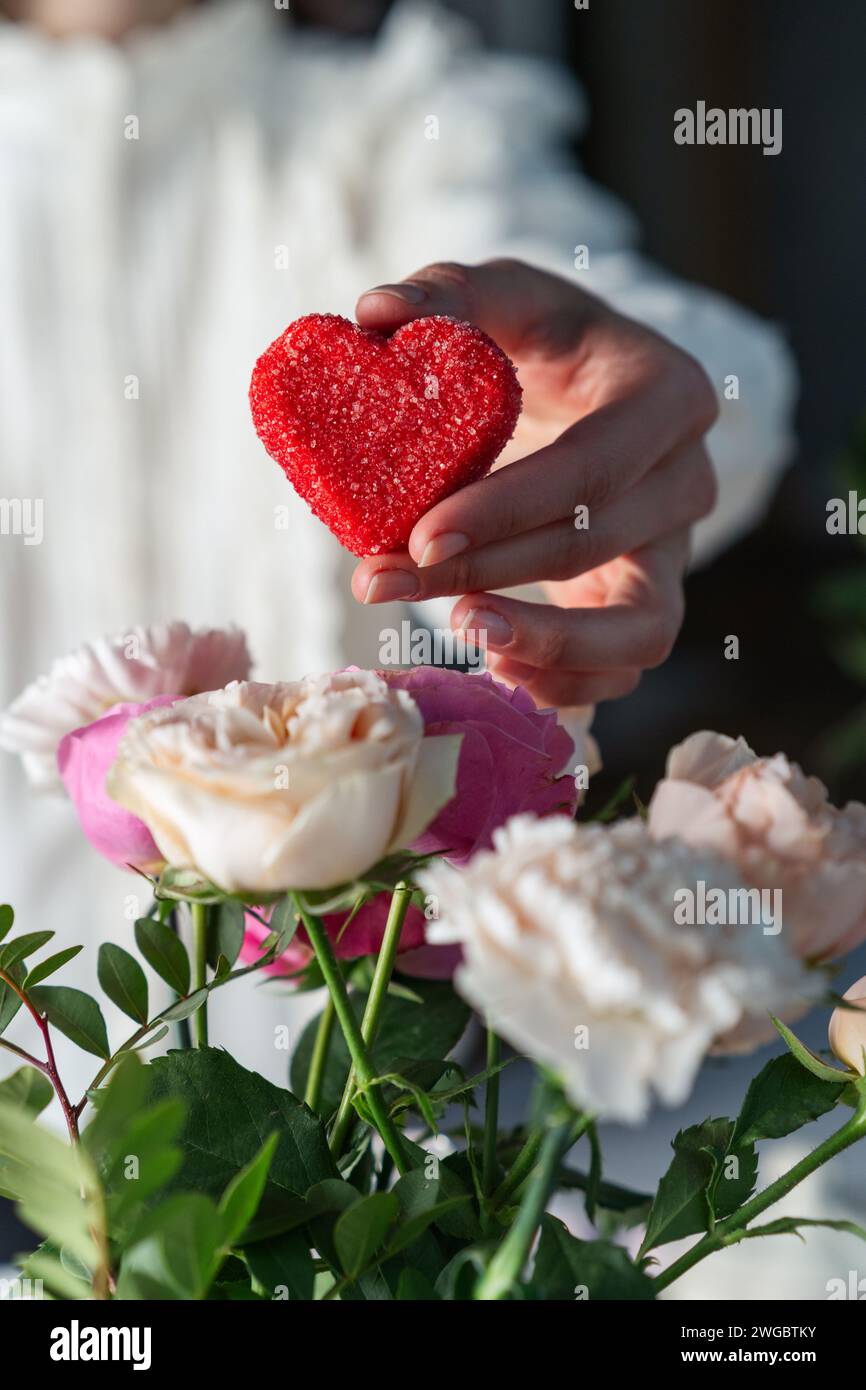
[57,696,177,871]
[242,897,461,980]
[381,668,578,863]
[243,668,579,979]
[648,730,866,961]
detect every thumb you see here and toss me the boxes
[355,258,599,353]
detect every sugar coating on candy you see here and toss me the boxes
[249,313,522,556]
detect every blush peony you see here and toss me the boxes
[421,814,815,1122]
[0,621,251,791]
[648,731,866,961]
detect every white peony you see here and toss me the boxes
[0,621,252,791]
[107,670,460,895]
[422,814,816,1123]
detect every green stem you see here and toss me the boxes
[191,902,209,1048]
[293,894,409,1175]
[491,1112,589,1212]
[329,883,412,1158]
[482,1025,501,1197]
[169,909,193,1049]
[491,1130,544,1212]
[475,1119,574,1300]
[305,993,336,1112]
[654,1099,866,1293]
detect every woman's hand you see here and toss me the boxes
[352,259,719,708]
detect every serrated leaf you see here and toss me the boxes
[531,1216,655,1300]
[0,930,54,971]
[146,1048,337,1240]
[28,985,110,1059]
[334,1192,399,1279]
[639,1118,756,1254]
[134,917,190,996]
[24,945,83,989]
[0,1066,53,1115]
[98,942,149,1024]
[733,1052,844,1147]
[244,1230,315,1301]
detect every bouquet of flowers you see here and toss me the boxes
[1,619,866,1303]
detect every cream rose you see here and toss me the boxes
[422,815,815,1123]
[0,620,252,792]
[648,731,866,960]
[107,671,460,894]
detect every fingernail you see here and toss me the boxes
[461,607,513,648]
[363,570,420,604]
[419,532,471,568]
[361,282,427,305]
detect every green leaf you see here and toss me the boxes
[554,1166,652,1232]
[639,1118,756,1254]
[0,930,54,971]
[733,1053,844,1147]
[208,900,246,969]
[771,1016,852,1083]
[0,904,14,942]
[156,988,208,1023]
[29,985,110,1059]
[219,1134,279,1246]
[385,1168,472,1257]
[291,979,471,1118]
[244,1230,315,1301]
[134,916,190,996]
[531,1216,655,1300]
[147,1048,337,1239]
[0,1066,53,1115]
[0,1100,105,1272]
[268,896,300,955]
[98,942,149,1024]
[117,1193,223,1300]
[83,1052,152,1164]
[334,1192,399,1279]
[0,961,25,1034]
[585,1123,603,1224]
[396,1267,440,1300]
[23,945,83,988]
[739,1216,866,1244]
[23,1248,91,1301]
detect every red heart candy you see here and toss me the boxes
[249,313,522,556]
